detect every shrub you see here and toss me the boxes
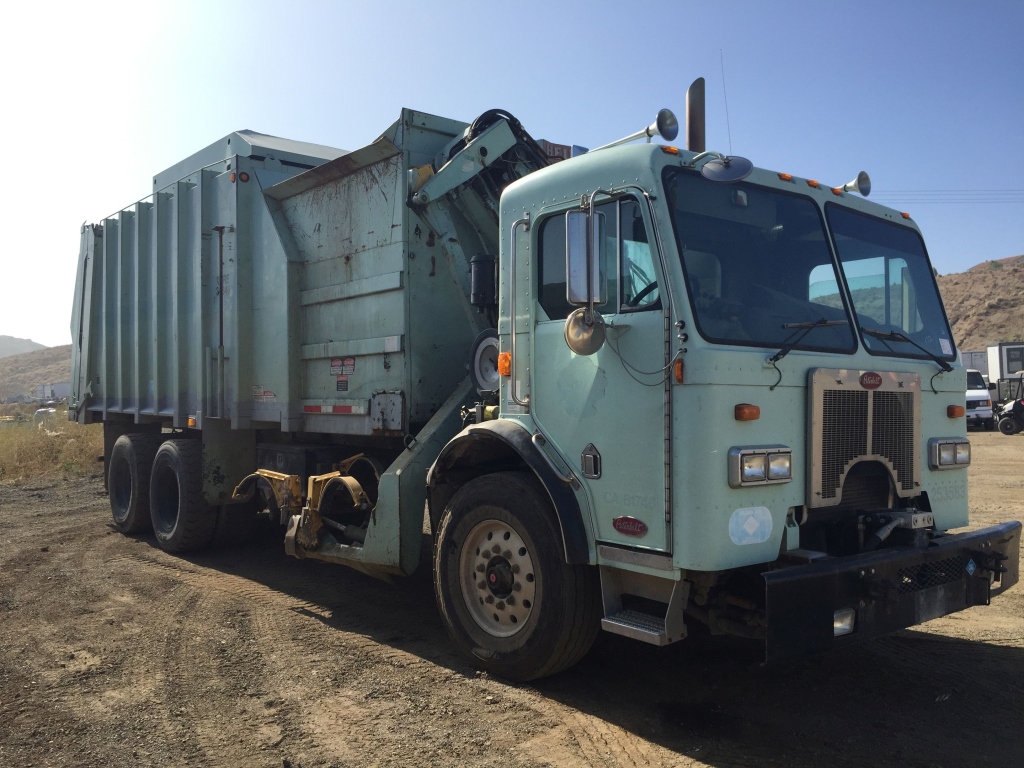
[0,411,103,483]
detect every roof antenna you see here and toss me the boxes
[720,49,733,156]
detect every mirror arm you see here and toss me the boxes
[508,213,531,407]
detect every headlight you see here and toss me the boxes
[928,438,970,470]
[939,443,956,466]
[741,454,767,482]
[768,452,792,480]
[729,446,793,488]
[955,442,970,465]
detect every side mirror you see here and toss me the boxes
[988,382,996,391]
[564,210,608,355]
[566,210,607,305]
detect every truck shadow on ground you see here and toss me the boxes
[169,523,1024,768]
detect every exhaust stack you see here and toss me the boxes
[686,77,706,153]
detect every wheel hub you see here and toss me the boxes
[459,519,537,638]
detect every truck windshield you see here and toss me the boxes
[967,371,988,390]
[825,204,955,363]
[662,169,856,354]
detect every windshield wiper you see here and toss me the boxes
[767,318,850,364]
[859,327,953,372]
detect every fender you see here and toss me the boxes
[427,419,590,564]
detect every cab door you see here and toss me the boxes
[529,197,669,552]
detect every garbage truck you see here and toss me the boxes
[71,79,1020,681]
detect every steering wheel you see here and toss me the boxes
[626,280,658,308]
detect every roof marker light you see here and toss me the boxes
[901,212,911,219]
[660,146,679,155]
[806,179,819,188]
[831,187,843,195]
[778,173,793,181]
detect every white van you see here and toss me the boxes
[966,368,995,430]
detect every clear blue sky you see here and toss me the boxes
[2,0,1020,347]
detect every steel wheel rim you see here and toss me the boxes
[459,519,537,638]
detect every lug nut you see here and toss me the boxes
[485,595,494,604]
[496,601,505,611]
[492,544,501,554]
[478,581,486,590]
[502,550,512,559]
[513,582,521,592]
[511,564,520,574]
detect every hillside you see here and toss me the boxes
[0,335,45,360]
[0,345,72,401]
[937,256,1024,351]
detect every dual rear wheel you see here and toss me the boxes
[107,436,215,552]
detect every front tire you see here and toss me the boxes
[433,472,600,681]
[108,434,162,533]
[998,417,1019,436]
[149,439,217,552]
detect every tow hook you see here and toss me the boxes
[971,550,1009,576]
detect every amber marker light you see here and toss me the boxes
[831,187,843,195]
[239,172,250,183]
[230,172,236,183]
[660,146,680,155]
[806,180,819,188]
[901,212,911,219]
[673,358,684,384]
[778,173,793,181]
[188,416,197,427]
[947,405,965,418]
[498,352,511,377]
[735,404,760,421]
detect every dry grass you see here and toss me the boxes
[0,409,103,484]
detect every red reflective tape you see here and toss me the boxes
[303,405,355,414]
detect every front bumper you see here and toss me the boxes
[763,521,1020,661]
[966,407,993,424]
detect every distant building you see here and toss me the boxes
[34,382,71,400]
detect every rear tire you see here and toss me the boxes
[433,472,600,681]
[108,434,162,533]
[998,417,1019,436]
[149,439,217,552]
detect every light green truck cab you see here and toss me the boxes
[427,133,1019,675]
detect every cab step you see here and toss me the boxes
[598,562,689,646]
[601,609,669,645]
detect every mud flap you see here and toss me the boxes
[763,521,1020,662]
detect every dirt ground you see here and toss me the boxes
[1,433,1021,768]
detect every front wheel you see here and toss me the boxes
[433,472,600,682]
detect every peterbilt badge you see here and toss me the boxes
[612,516,648,537]
[860,371,882,389]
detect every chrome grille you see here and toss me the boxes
[820,390,868,499]
[809,369,921,508]
[871,392,916,492]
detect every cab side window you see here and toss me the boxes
[538,198,659,320]
[619,199,659,311]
